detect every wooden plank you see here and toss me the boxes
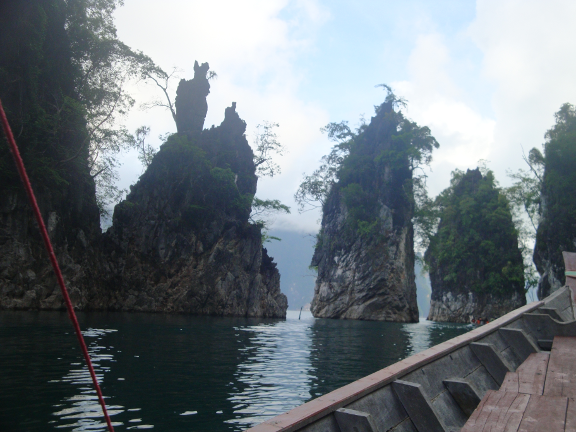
[500,372,519,393]
[565,397,576,432]
[544,337,576,398]
[246,301,545,432]
[517,353,549,395]
[461,390,529,432]
[517,394,567,432]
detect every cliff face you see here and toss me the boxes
[425,169,525,323]
[0,59,287,317]
[310,100,423,322]
[533,190,566,299]
[0,0,102,310]
[427,290,525,323]
[310,193,418,321]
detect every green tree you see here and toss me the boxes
[250,197,291,243]
[125,126,157,170]
[253,121,285,178]
[61,0,159,214]
[248,122,290,242]
[424,168,525,296]
[0,0,163,217]
[504,147,544,294]
[295,85,439,240]
[294,121,353,212]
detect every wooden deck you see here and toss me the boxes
[461,336,576,431]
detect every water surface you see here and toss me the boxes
[0,310,471,431]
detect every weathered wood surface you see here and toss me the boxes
[565,398,576,432]
[501,373,519,393]
[463,337,576,432]
[461,390,529,432]
[461,391,568,432]
[544,337,576,399]
[517,394,567,432]
[517,353,548,395]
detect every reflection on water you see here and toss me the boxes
[0,311,471,431]
[226,312,315,428]
[49,328,153,431]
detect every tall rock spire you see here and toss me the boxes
[175,60,210,133]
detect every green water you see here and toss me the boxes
[0,310,472,431]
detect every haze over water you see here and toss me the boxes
[0,310,471,431]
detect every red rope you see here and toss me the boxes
[0,99,115,432]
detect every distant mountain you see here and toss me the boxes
[266,230,317,310]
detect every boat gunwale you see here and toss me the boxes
[247,299,547,432]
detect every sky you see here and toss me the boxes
[113,0,576,235]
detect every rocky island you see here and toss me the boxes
[425,168,525,323]
[0,7,287,319]
[308,91,439,322]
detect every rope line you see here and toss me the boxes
[0,99,115,432]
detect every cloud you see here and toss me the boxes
[469,0,576,176]
[393,33,496,197]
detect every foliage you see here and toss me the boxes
[424,168,525,296]
[0,0,161,217]
[63,0,157,213]
[294,122,352,212]
[0,0,88,193]
[250,197,291,243]
[248,122,290,242]
[295,85,439,242]
[130,134,253,232]
[125,126,157,169]
[534,103,576,284]
[504,147,545,291]
[252,121,285,178]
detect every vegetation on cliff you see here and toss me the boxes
[532,103,576,297]
[0,0,157,216]
[298,88,439,321]
[296,86,439,245]
[424,168,525,297]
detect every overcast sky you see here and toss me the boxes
[113,0,576,234]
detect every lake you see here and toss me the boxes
[0,310,472,431]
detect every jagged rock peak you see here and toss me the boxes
[175,60,210,133]
[310,98,422,322]
[221,102,247,136]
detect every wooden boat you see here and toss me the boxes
[246,252,576,432]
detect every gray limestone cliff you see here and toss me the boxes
[309,98,427,322]
[533,190,567,299]
[0,61,287,317]
[427,291,525,323]
[310,193,418,322]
